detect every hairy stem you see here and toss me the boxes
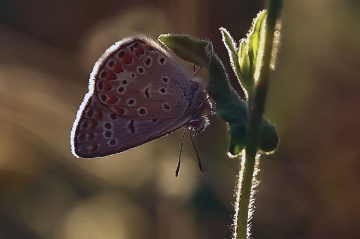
[234,1,282,239]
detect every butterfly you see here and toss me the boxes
[70,36,213,173]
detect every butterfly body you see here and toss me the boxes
[71,36,212,158]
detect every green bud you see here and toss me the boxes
[258,118,279,153]
[228,121,248,155]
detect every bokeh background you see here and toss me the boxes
[1,0,360,238]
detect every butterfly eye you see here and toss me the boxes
[188,117,208,134]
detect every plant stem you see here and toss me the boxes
[235,1,282,239]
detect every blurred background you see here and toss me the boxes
[0,0,360,238]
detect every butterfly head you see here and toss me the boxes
[187,78,215,135]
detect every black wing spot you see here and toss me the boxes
[137,107,147,116]
[129,120,135,134]
[127,98,136,106]
[118,87,125,93]
[162,77,169,84]
[105,131,112,138]
[108,60,115,67]
[163,103,171,111]
[137,67,145,74]
[159,87,166,94]
[159,57,166,65]
[145,88,150,99]
[100,70,107,78]
[109,139,116,146]
[110,113,117,120]
[118,51,125,58]
[100,95,107,102]
[97,81,103,90]
[144,57,152,66]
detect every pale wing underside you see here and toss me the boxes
[71,94,189,158]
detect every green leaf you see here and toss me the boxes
[159,33,279,156]
[220,11,267,98]
[220,28,242,82]
[207,54,248,153]
[158,34,212,66]
[237,39,252,94]
[247,10,267,83]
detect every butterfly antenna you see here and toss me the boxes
[189,131,203,174]
[189,64,203,81]
[176,127,188,177]
[189,52,212,81]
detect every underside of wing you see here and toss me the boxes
[92,37,191,120]
[71,94,189,158]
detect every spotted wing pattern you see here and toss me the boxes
[71,36,208,158]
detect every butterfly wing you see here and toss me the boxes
[93,36,190,120]
[71,36,207,158]
[71,94,189,158]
